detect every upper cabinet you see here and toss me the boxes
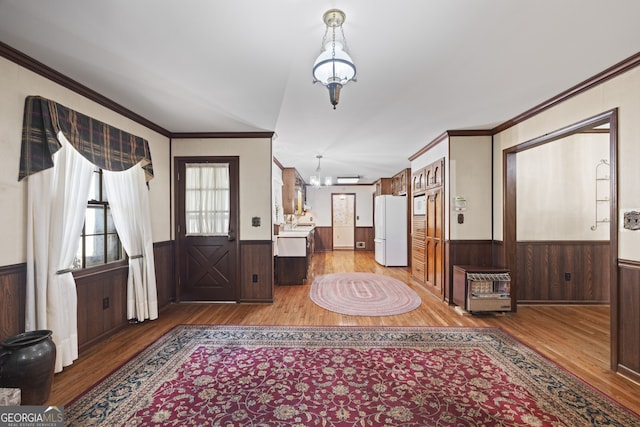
[374,178,392,196]
[391,168,410,196]
[282,168,305,215]
[412,169,426,194]
[412,160,443,195]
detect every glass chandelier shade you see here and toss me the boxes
[312,9,356,109]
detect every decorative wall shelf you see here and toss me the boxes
[590,159,610,231]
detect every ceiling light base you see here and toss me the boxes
[323,9,346,27]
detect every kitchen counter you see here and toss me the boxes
[276,226,314,257]
[275,226,315,285]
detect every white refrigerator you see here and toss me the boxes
[374,195,408,266]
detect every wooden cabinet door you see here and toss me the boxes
[425,188,443,293]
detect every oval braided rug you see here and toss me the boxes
[310,272,421,316]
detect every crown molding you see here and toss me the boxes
[170,132,274,139]
[0,41,170,137]
[492,51,640,134]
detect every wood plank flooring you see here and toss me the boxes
[49,251,640,415]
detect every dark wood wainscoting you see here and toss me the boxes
[0,241,175,351]
[314,227,333,252]
[75,264,129,352]
[617,260,640,382]
[355,226,374,251]
[154,240,175,307]
[517,241,610,303]
[444,240,493,303]
[240,240,273,302]
[313,226,373,252]
[0,263,26,340]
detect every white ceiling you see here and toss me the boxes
[1,1,639,184]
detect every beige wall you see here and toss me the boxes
[305,185,376,227]
[449,135,493,240]
[0,57,171,266]
[410,136,493,241]
[516,133,609,241]
[494,67,640,260]
[171,138,273,241]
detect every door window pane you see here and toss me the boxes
[185,163,230,235]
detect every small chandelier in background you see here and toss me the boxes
[310,155,332,186]
[312,9,357,109]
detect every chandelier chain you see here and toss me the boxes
[320,26,329,52]
[340,26,349,53]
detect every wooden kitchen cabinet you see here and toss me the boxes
[276,229,315,285]
[282,168,305,215]
[411,158,444,296]
[374,178,392,196]
[391,168,410,195]
[412,168,426,193]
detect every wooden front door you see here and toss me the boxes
[175,157,239,301]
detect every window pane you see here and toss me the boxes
[106,233,121,263]
[74,168,123,271]
[71,249,83,270]
[85,206,105,234]
[85,235,105,267]
[106,208,117,233]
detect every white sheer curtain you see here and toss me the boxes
[185,163,230,235]
[26,133,94,373]
[104,164,158,321]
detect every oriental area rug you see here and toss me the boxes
[65,326,639,426]
[310,272,422,316]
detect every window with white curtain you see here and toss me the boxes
[72,168,123,270]
[185,163,230,235]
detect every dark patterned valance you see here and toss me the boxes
[18,96,154,181]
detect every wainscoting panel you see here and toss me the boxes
[314,227,333,252]
[516,241,610,303]
[0,263,26,340]
[618,260,640,381]
[154,241,175,307]
[75,264,129,352]
[354,227,374,251]
[240,240,273,302]
[0,241,175,352]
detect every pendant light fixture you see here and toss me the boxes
[312,9,357,109]
[310,155,332,186]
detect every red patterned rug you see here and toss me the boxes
[66,326,639,426]
[310,272,422,316]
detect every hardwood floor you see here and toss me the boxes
[49,251,640,415]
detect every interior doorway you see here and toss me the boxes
[332,193,355,250]
[503,109,617,368]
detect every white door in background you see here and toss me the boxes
[332,193,355,250]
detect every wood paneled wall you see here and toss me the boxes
[75,264,129,351]
[312,226,373,252]
[154,241,175,307]
[354,226,374,251]
[0,241,175,349]
[0,263,26,340]
[240,241,273,302]
[617,260,640,383]
[516,241,610,303]
[314,227,333,252]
